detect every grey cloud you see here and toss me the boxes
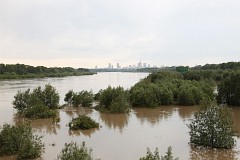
[0,0,240,67]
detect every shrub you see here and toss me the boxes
[13,89,31,113]
[217,71,240,106]
[139,147,178,160]
[24,104,58,119]
[64,90,74,106]
[0,123,44,159]
[12,84,59,119]
[97,86,130,113]
[67,90,94,107]
[188,102,235,149]
[57,142,98,160]
[130,83,160,107]
[68,115,99,130]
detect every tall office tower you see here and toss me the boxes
[117,63,120,69]
[137,60,143,68]
[108,63,112,69]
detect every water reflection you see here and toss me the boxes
[177,106,199,120]
[231,107,240,135]
[99,112,129,132]
[69,128,99,137]
[189,146,238,160]
[13,114,60,135]
[64,106,93,118]
[133,107,175,125]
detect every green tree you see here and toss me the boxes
[64,90,74,106]
[130,83,160,107]
[188,103,235,149]
[217,71,240,106]
[71,91,93,107]
[98,86,130,113]
[139,147,178,160]
[68,115,99,130]
[57,142,98,160]
[42,84,60,109]
[13,89,31,113]
[0,123,44,159]
[12,84,59,119]
[177,84,195,105]
[79,91,94,107]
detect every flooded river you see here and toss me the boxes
[0,72,240,160]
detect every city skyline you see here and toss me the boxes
[99,60,153,69]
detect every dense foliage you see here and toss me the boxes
[130,71,214,107]
[13,84,59,119]
[96,86,130,113]
[192,61,240,70]
[64,90,94,107]
[57,142,98,160]
[183,70,225,82]
[139,147,178,160]
[0,63,93,80]
[0,123,44,159]
[188,103,235,149]
[68,115,99,130]
[217,71,240,106]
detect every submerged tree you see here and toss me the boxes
[139,147,178,160]
[64,90,74,106]
[68,115,99,130]
[217,71,240,106]
[188,103,235,149]
[97,86,130,113]
[0,123,44,159]
[65,90,94,107]
[57,142,98,160]
[12,84,59,119]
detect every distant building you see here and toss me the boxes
[137,61,142,68]
[143,63,147,68]
[108,63,112,69]
[117,63,121,69]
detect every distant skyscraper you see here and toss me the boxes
[108,63,112,69]
[137,60,142,68]
[117,63,120,69]
[143,63,147,68]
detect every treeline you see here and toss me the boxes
[0,63,93,80]
[182,61,240,82]
[192,61,240,70]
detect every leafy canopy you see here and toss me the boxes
[188,102,235,149]
[0,123,44,159]
[12,84,59,119]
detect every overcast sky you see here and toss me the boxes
[0,0,240,68]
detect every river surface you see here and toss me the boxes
[0,72,240,160]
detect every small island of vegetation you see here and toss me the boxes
[13,84,60,121]
[57,142,99,160]
[68,115,99,130]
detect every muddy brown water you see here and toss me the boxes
[0,72,240,160]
